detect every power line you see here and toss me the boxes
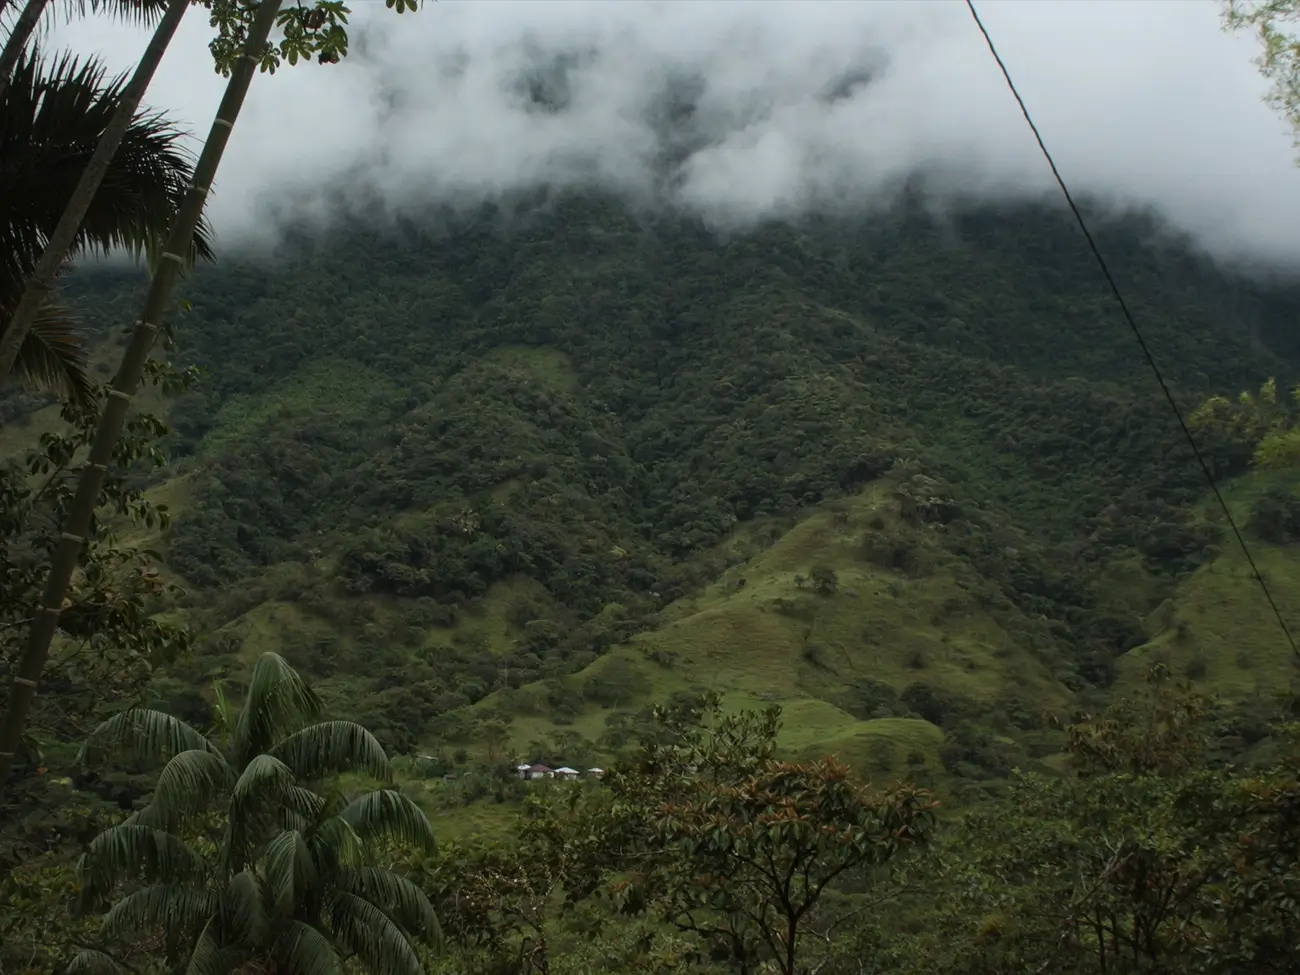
[964,0,1299,660]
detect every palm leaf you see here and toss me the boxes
[231,752,296,808]
[78,824,208,899]
[272,920,346,975]
[99,883,219,940]
[326,890,425,975]
[277,784,328,834]
[227,753,298,867]
[0,293,94,405]
[83,0,169,25]
[271,720,391,783]
[184,914,249,975]
[127,747,233,831]
[0,46,214,307]
[220,869,270,947]
[306,813,364,878]
[232,653,324,766]
[338,866,440,946]
[65,948,125,975]
[338,789,437,856]
[262,829,319,919]
[78,707,214,767]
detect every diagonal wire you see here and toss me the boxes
[965,0,1299,659]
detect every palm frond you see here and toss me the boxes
[65,948,125,975]
[271,720,391,784]
[184,914,251,975]
[306,814,364,878]
[227,753,297,866]
[83,0,169,26]
[272,920,346,975]
[231,752,296,809]
[326,891,425,975]
[0,294,95,406]
[220,869,270,948]
[78,824,208,900]
[99,883,218,941]
[232,653,323,766]
[127,747,232,831]
[0,46,215,305]
[338,789,437,856]
[338,867,440,946]
[78,707,213,768]
[277,785,328,834]
[262,829,319,919]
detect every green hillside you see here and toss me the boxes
[36,191,1300,784]
[9,189,1300,975]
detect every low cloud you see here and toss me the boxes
[52,0,1300,268]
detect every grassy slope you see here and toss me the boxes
[1117,475,1300,699]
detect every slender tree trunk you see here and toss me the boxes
[0,0,285,797]
[0,0,49,102]
[0,0,191,389]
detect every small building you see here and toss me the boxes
[553,766,579,781]
[586,767,604,778]
[522,763,554,781]
[515,764,532,779]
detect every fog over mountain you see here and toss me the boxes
[52,0,1300,268]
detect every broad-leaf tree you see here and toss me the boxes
[73,651,440,975]
[1225,0,1300,156]
[603,697,938,975]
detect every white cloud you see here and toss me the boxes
[49,0,1300,267]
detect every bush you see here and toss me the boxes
[1249,484,1300,544]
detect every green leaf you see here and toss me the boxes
[79,826,208,900]
[78,707,213,767]
[184,915,247,975]
[339,866,441,945]
[339,789,437,855]
[326,890,424,975]
[272,920,347,975]
[65,949,125,975]
[263,829,319,918]
[271,720,391,782]
[221,869,270,946]
[129,748,234,831]
[232,652,323,764]
[100,884,219,940]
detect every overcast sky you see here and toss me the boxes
[48,0,1300,269]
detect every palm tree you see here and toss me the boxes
[0,0,278,804]
[72,652,441,975]
[0,0,170,102]
[0,42,213,405]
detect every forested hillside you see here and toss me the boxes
[33,191,1299,757]
[8,189,1300,974]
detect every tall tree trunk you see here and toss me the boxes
[0,0,284,797]
[0,0,50,102]
[0,0,191,389]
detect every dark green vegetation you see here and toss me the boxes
[6,190,1300,973]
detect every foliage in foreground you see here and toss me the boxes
[412,678,1300,975]
[72,651,439,975]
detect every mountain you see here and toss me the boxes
[25,189,1300,807]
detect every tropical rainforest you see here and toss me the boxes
[4,3,1300,975]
